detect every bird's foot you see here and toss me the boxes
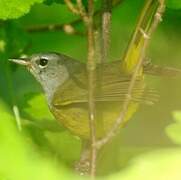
[74,147,90,175]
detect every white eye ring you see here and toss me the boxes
[39,64,48,69]
[38,58,48,68]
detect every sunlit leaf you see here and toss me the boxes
[107,149,181,180]
[172,111,181,123]
[23,93,54,121]
[0,0,44,20]
[165,111,181,145]
[166,123,181,145]
[22,93,65,133]
[0,101,78,180]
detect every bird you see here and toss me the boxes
[10,52,158,139]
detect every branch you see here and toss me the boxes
[101,0,112,63]
[86,0,97,177]
[95,0,166,149]
[76,0,88,23]
[63,1,98,177]
[64,0,89,23]
[64,0,80,14]
[26,22,85,35]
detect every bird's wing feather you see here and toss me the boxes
[52,62,158,106]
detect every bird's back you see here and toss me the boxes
[51,60,152,139]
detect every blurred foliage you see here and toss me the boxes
[166,111,181,145]
[0,0,181,179]
[105,111,181,180]
[166,0,181,9]
[107,148,181,180]
[0,101,80,180]
[0,0,180,21]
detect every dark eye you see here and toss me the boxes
[39,58,48,67]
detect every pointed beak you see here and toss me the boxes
[9,58,31,67]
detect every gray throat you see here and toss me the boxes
[39,67,69,108]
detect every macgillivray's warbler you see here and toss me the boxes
[10,52,159,139]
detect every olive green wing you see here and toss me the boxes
[143,62,181,77]
[52,63,157,106]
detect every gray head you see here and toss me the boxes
[10,52,72,104]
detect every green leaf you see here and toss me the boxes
[22,93,65,132]
[0,100,78,180]
[166,123,181,145]
[107,149,181,180]
[165,111,181,145]
[166,0,181,9]
[0,0,44,20]
[172,111,181,123]
[23,93,54,121]
[4,21,30,56]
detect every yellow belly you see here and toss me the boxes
[51,101,138,139]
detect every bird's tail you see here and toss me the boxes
[121,0,162,73]
[143,62,181,78]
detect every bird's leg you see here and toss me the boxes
[74,141,91,175]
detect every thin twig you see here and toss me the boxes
[101,0,112,63]
[94,30,102,64]
[64,0,80,15]
[76,0,89,23]
[26,22,85,36]
[65,0,89,23]
[86,0,97,178]
[95,0,165,149]
[76,0,85,12]
[63,0,98,177]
